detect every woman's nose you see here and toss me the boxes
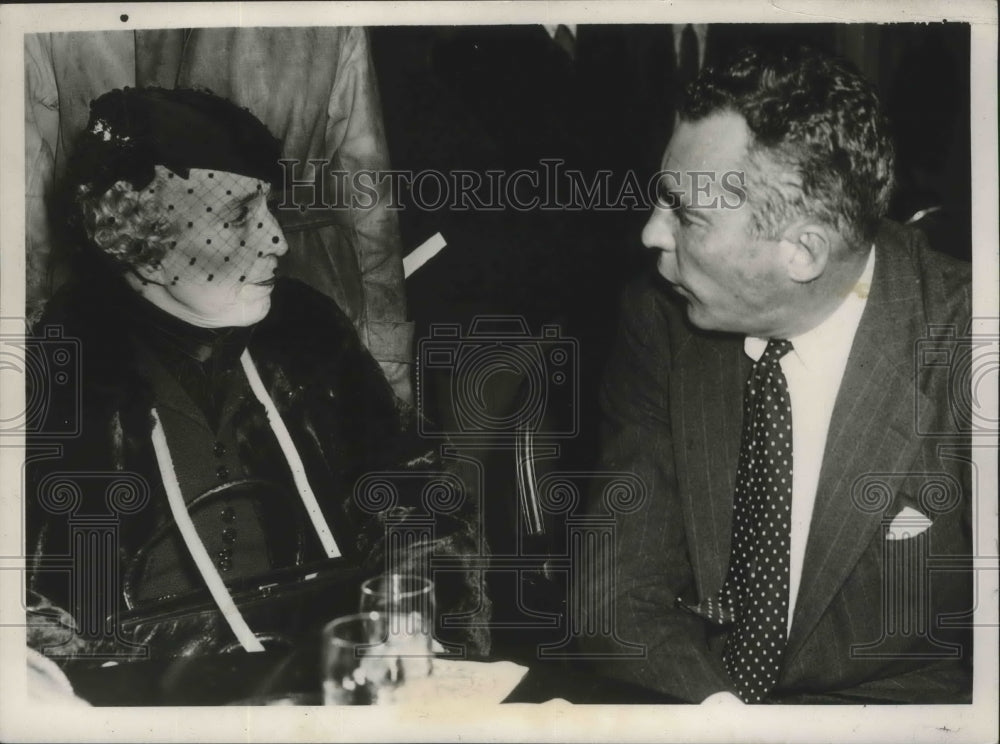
[261,213,289,257]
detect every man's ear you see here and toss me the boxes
[777,221,833,283]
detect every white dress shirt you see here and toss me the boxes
[671,23,708,70]
[542,24,577,41]
[743,247,875,635]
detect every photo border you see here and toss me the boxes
[1,2,996,742]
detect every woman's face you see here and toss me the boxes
[141,166,287,327]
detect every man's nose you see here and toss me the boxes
[641,208,677,253]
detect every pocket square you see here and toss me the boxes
[886,506,933,540]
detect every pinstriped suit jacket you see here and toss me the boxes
[582,220,973,703]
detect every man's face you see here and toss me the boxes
[642,111,793,336]
[151,166,286,327]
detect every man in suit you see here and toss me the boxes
[581,44,973,704]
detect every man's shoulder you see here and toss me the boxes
[915,244,972,323]
[876,220,971,324]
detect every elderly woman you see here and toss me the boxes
[26,87,487,660]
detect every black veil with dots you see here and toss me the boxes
[152,167,285,292]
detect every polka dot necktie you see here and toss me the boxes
[680,338,794,703]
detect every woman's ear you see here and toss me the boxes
[131,260,165,284]
[777,221,833,283]
[122,259,167,293]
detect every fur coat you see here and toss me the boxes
[26,270,489,660]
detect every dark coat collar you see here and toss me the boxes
[38,272,368,423]
[33,271,402,550]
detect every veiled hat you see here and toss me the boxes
[70,86,283,197]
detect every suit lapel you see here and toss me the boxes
[672,328,750,597]
[785,225,929,663]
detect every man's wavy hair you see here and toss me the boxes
[679,44,895,249]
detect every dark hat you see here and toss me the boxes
[69,86,283,197]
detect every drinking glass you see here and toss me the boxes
[359,573,435,640]
[322,610,433,705]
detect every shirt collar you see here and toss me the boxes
[543,24,577,40]
[745,245,875,369]
[672,24,709,68]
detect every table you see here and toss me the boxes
[62,648,679,706]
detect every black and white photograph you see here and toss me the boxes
[0,2,997,742]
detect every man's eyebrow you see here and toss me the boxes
[657,185,714,222]
[656,186,699,212]
[657,184,683,208]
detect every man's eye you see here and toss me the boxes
[657,190,681,210]
[658,193,693,226]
